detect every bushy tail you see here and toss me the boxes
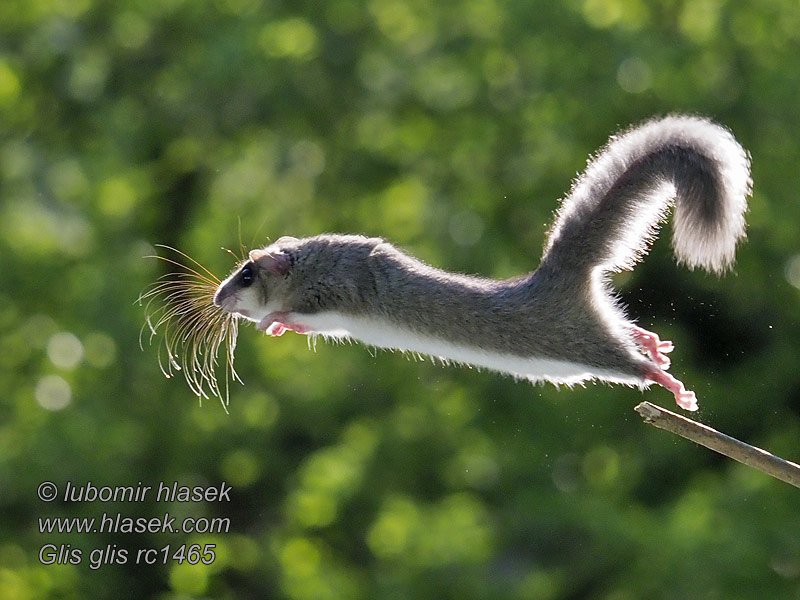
[541,115,751,274]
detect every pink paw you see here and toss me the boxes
[266,322,289,336]
[257,312,309,336]
[257,311,289,335]
[646,368,698,412]
[633,326,673,369]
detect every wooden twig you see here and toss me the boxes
[635,401,800,489]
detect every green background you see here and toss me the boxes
[2,0,800,598]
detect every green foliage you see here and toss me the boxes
[2,0,800,598]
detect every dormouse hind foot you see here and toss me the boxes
[633,325,674,369]
[645,367,698,412]
[633,326,696,410]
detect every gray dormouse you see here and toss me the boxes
[213,115,752,411]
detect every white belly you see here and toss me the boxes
[292,311,639,388]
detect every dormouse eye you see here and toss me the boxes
[240,264,255,287]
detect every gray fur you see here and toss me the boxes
[217,115,751,386]
[542,115,751,273]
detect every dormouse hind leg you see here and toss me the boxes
[632,325,674,369]
[633,326,697,411]
[645,367,698,412]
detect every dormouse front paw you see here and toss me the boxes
[265,322,289,336]
[257,312,309,336]
[257,311,287,335]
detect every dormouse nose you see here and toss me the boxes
[212,286,226,307]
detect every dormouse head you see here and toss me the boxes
[213,238,295,322]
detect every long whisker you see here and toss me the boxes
[143,254,221,287]
[138,247,242,411]
[154,244,225,282]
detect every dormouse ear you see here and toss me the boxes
[249,248,291,276]
[275,236,299,244]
